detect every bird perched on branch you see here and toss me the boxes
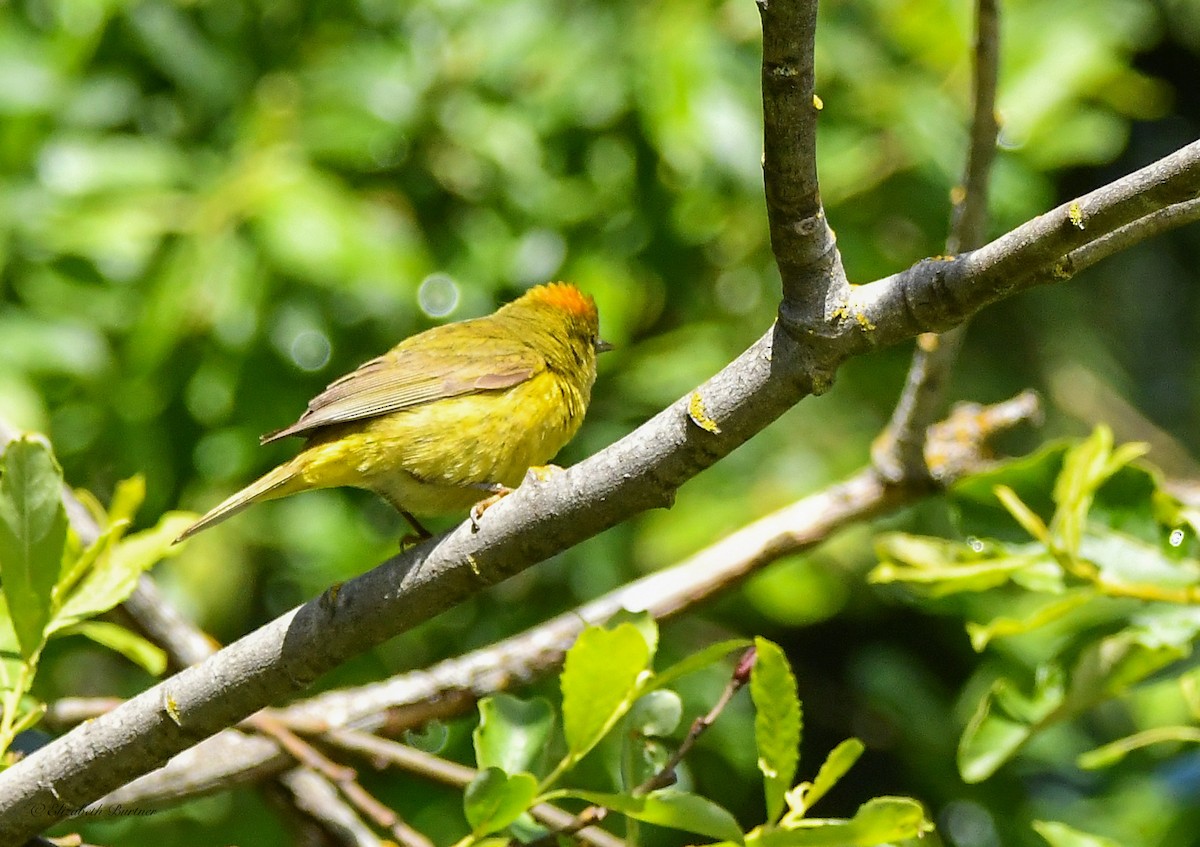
[175,282,609,543]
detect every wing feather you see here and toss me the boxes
[261,335,538,444]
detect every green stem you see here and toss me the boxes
[0,661,33,758]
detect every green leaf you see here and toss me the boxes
[751,637,801,824]
[107,475,146,526]
[1033,820,1124,847]
[1077,726,1200,770]
[404,720,449,754]
[605,609,659,661]
[628,690,683,737]
[870,552,1046,597]
[463,767,539,837]
[958,667,1065,783]
[561,623,652,761]
[752,796,931,846]
[645,638,752,692]
[951,440,1067,542]
[48,512,193,633]
[787,738,864,819]
[966,592,1094,651]
[54,519,128,609]
[474,694,554,775]
[0,435,68,660]
[54,620,168,676]
[0,595,27,696]
[549,789,743,844]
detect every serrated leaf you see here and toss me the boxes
[463,767,538,836]
[0,436,68,660]
[605,609,659,661]
[645,638,751,692]
[550,789,744,844]
[752,796,931,846]
[474,694,554,775]
[55,620,168,676]
[751,637,800,824]
[49,512,193,633]
[1033,820,1124,847]
[561,623,651,760]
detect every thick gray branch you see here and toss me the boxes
[47,395,1038,812]
[851,139,1200,345]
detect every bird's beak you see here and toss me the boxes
[594,338,615,354]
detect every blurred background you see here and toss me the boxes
[1,0,1198,843]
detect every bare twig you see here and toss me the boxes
[636,648,756,795]
[848,140,1200,347]
[274,770,386,847]
[318,730,626,847]
[873,0,1000,481]
[1064,196,1200,274]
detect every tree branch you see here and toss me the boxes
[873,0,1000,482]
[41,393,1039,813]
[850,138,1200,345]
[2,0,1199,838]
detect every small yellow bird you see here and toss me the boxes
[175,282,608,542]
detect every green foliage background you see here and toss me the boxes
[1,0,1198,844]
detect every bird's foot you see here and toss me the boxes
[469,482,513,532]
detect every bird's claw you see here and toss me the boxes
[469,484,512,532]
[468,469,561,532]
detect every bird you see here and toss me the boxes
[174,282,609,543]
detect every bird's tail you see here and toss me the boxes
[174,461,304,543]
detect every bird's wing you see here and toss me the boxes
[261,340,538,444]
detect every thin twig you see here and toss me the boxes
[872,0,1000,481]
[522,648,755,847]
[317,730,626,847]
[635,647,756,795]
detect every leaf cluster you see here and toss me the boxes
[872,427,1200,843]
[0,434,190,765]
[460,618,930,847]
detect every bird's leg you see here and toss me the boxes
[469,482,512,532]
[378,491,432,548]
[467,466,565,531]
[398,507,433,549]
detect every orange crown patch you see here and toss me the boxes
[523,282,598,320]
